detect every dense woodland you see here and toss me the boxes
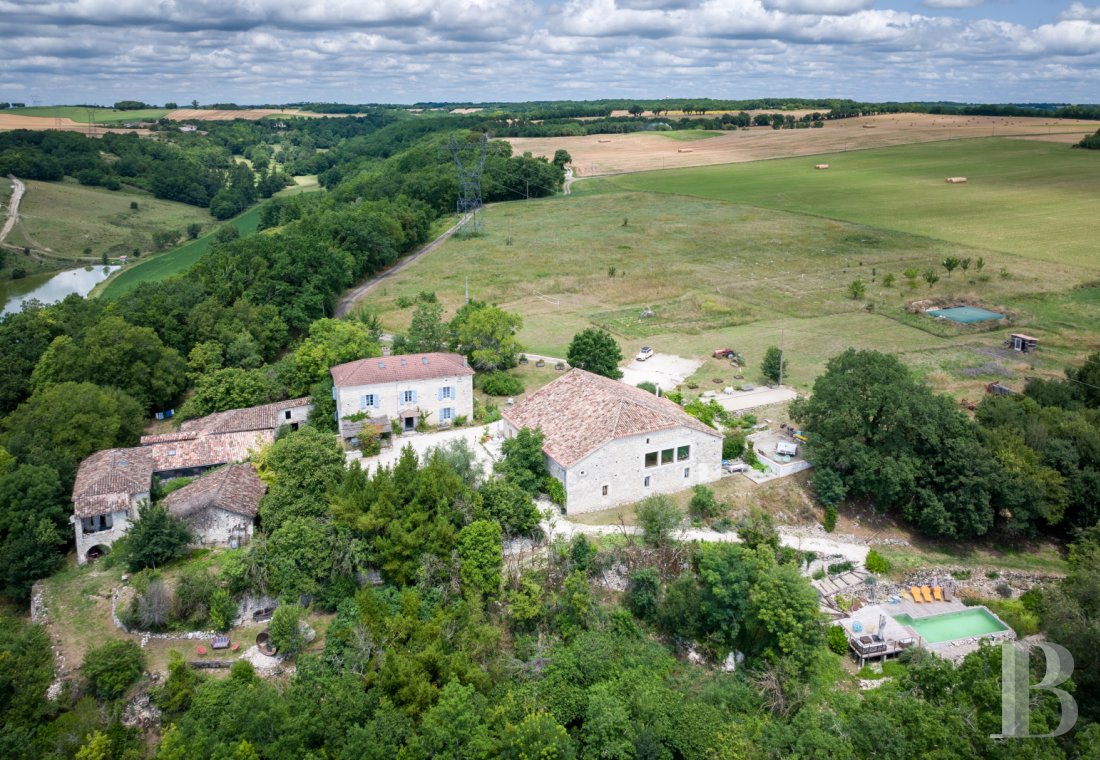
[0,108,1098,758]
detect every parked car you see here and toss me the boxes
[636,346,654,361]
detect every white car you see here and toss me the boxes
[636,346,654,361]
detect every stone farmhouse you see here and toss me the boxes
[503,369,723,514]
[330,352,474,441]
[71,397,310,563]
[163,464,267,548]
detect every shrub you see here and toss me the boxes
[811,568,826,580]
[395,295,413,308]
[996,582,1013,598]
[172,566,216,626]
[688,485,721,520]
[986,570,1000,580]
[625,567,660,622]
[951,570,972,580]
[722,432,744,460]
[636,381,657,394]
[827,624,849,655]
[828,560,854,575]
[864,549,891,575]
[136,579,171,631]
[544,476,566,507]
[82,640,145,700]
[636,494,681,548]
[481,371,524,397]
[121,503,192,571]
[209,588,237,632]
[269,604,306,657]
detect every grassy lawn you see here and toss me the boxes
[98,179,320,299]
[39,550,332,676]
[365,187,1095,393]
[653,130,723,141]
[16,179,212,259]
[876,540,1067,576]
[608,139,1100,268]
[6,106,169,123]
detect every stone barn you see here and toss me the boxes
[163,464,266,547]
[502,369,723,514]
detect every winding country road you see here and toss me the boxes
[334,212,472,318]
[0,175,25,244]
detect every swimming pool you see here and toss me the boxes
[893,607,1010,643]
[927,306,1005,324]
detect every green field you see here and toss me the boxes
[607,139,1100,268]
[13,179,212,259]
[364,183,1095,392]
[99,176,322,299]
[6,106,169,123]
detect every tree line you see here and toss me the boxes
[794,348,1100,539]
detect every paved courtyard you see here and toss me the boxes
[619,353,703,391]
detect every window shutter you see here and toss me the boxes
[411,390,418,404]
[373,395,380,408]
[450,385,456,399]
[438,387,444,401]
[360,395,367,411]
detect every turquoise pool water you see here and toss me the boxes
[927,306,1005,323]
[893,608,1009,643]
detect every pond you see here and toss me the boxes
[1,265,119,316]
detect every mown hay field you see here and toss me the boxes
[508,113,1097,177]
[606,138,1100,269]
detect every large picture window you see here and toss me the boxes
[677,445,691,461]
[661,448,674,465]
[644,451,658,468]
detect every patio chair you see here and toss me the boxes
[910,586,923,602]
[921,586,933,603]
[933,586,944,601]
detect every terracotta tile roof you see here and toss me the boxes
[145,430,274,472]
[502,369,721,469]
[76,397,304,520]
[72,448,154,518]
[330,352,472,387]
[141,395,308,442]
[163,463,267,519]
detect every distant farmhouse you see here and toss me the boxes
[71,398,310,563]
[503,369,723,514]
[330,352,474,442]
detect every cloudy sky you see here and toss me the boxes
[1,0,1098,106]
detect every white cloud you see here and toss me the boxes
[761,0,875,14]
[0,0,1097,105]
[922,0,985,8]
[1062,3,1100,22]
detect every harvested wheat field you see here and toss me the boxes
[507,113,1097,176]
[0,113,148,134]
[166,108,322,121]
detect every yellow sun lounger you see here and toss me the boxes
[921,586,933,603]
[911,586,923,602]
[933,586,944,601]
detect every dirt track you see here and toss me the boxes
[508,113,1097,177]
[0,176,24,244]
